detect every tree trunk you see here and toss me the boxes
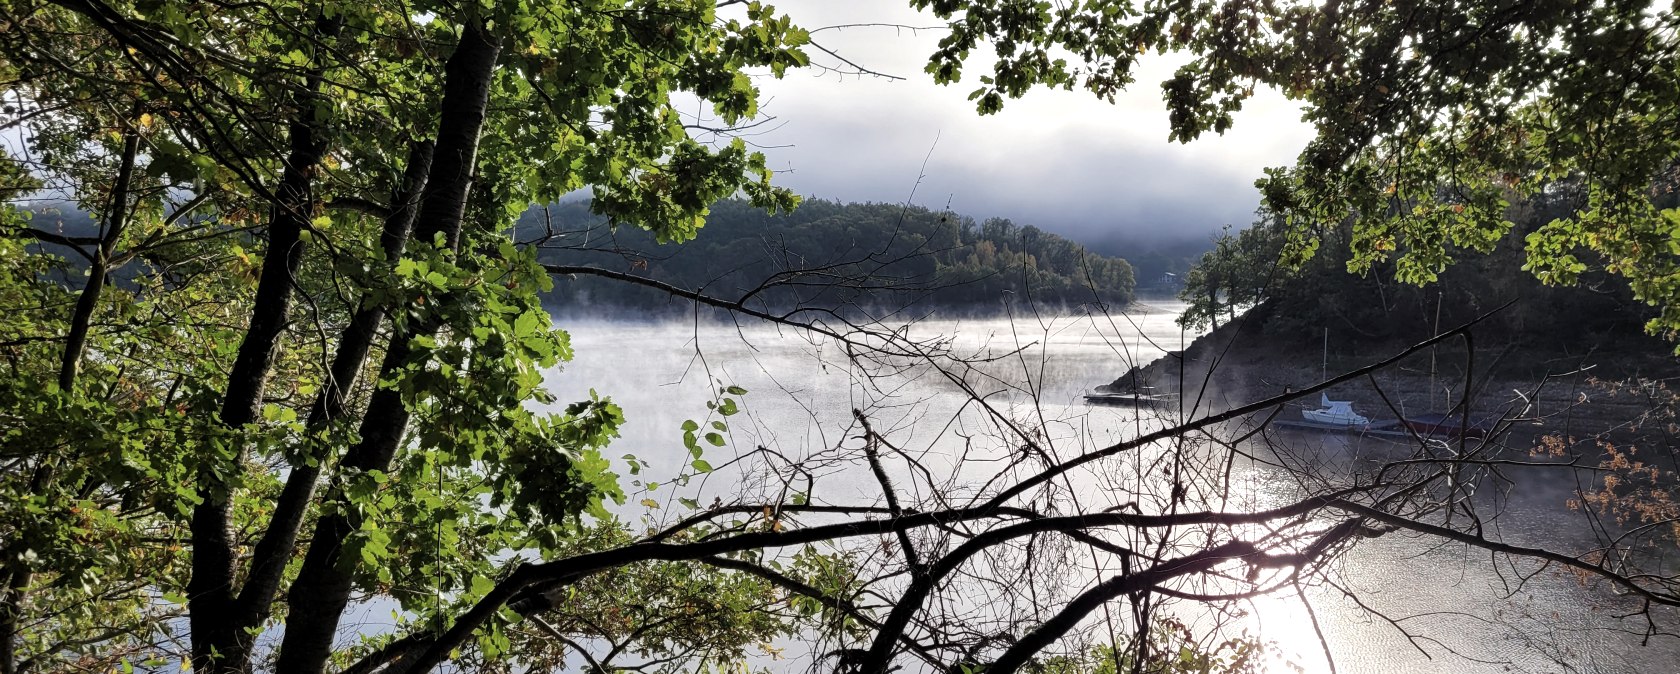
[273,19,500,674]
[0,571,21,674]
[186,111,327,674]
[1208,285,1220,331]
[59,129,140,391]
[230,139,433,636]
[181,13,348,670]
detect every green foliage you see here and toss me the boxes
[0,0,824,670]
[1177,222,1286,332]
[915,0,1680,348]
[0,193,257,667]
[499,394,626,527]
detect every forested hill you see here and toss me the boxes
[1174,184,1680,377]
[522,199,1136,314]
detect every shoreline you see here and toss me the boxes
[546,296,1177,324]
[1098,300,1678,448]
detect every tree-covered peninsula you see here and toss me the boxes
[526,198,1139,314]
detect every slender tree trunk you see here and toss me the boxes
[0,571,20,674]
[59,130,141,390]
[230,139,433,635]
[274,20,500,674]
[186,112,327,674]
[181,14,345,671]
[0,127,140,674]
[1208,285,1220,331]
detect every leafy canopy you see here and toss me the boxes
[0,0,822,671]
[917,0,1680,345]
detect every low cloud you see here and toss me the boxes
[736,0,1316,248]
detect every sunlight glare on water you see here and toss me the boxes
[542,302,1675,674]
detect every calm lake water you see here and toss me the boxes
[540,302,1679,674]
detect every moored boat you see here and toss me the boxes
[1302,393,1370,428]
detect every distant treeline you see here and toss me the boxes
[524,199,1136,314]
[1085,233,1205,294]
[22,197,1140,315]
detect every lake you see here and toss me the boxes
[541,301,1679,674]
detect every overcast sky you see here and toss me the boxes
[725,1,1317,250]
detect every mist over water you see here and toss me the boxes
[540,303,1679,674]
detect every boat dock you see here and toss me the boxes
[1269,418,1418,440]
[1083,391,1179,408]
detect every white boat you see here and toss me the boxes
[1302,393,1370,427]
